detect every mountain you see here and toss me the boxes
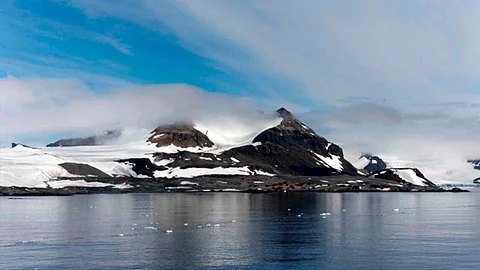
[354,154,387,173]
[46,130,121,147]
[369,168,438,188]
[1,107,451,193]
[123,107,359,178]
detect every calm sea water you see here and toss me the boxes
[1,190,479,270]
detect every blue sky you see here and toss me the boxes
[1,0,480,159]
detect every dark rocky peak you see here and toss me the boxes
[276,107,294,120]
[11,143,38,149]
[247,107,358,175]
[148,123,213,148]
[46,130,121,147]
[275,107,315,134]
[360,154,387,173]
[467,159,480,170]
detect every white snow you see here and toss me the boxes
[180,181,198,185]
[0,116,284,188]
[392,169,428,186]
[48,180,132,189]
[230,157,240,163]
[151,133,165,139]
[154,166,254,178]
[155,159,174,166]
[194,116,281,154]
[326,143,332,150]
[311,151,344,171]
[352,156,370,170]
[253,170,276,176]
[199,157,213,161]
[380,154,477,185]
[0,128,157,187]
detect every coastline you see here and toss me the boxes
[0,175,468,196]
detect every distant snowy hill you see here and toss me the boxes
[370,168,437,188]
[349,153,479,185]
[0,108,360,188]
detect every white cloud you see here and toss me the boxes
[0,76,274,147]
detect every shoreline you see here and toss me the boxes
[0,175,469,196]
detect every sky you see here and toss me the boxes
[1,0,480,163]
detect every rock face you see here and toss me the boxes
[59,163,111,178]
[148,124,213,148]
[47,130,121,147]
[144,108,359,177]
[360,154,387,173]
[370,168,438,188]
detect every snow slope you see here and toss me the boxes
[194,117,282,153]
[0,118,282,187]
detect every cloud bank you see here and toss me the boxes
[0,76,274,147]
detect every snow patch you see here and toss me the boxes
[254,170,275,176]
[311,152,344,171]
[154,166,254,178]
[392,169,428,186]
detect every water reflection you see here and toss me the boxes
[1,191,479,269]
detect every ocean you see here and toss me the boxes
[1,190,479,269]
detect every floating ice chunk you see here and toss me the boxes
[165,229,173,234]
[319,213,331,216]
[144,227,158,230]
[213,224,221,227]
[184,223,188,226]
[393,208,400,212]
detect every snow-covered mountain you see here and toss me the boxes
[0,108,360,188]
[349,153,479,185]
[370,168,437,188]
[354,154,387,173]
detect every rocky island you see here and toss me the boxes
[0,108,466,196]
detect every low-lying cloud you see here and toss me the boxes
[0,76,275,147]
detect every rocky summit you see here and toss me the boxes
[148,124,214,148]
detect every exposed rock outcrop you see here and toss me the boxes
[148,124,214,148]
[46,130,121,147]
[360,154,387,173]
[59,163,111,178]
[149,108,359,177]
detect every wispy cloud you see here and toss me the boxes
[95,36,133,56]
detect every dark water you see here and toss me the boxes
[1,190,479,270]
